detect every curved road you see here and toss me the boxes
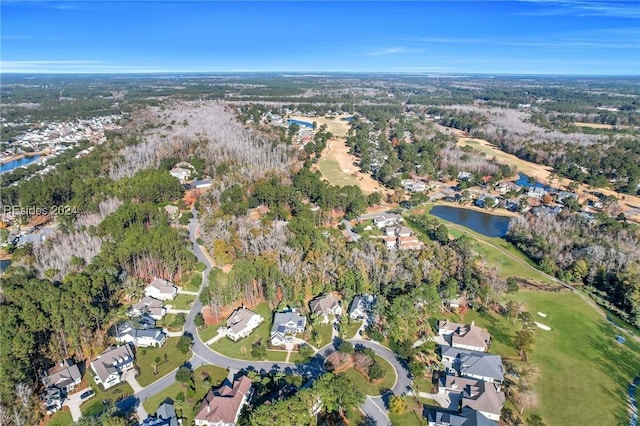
[132,210,410,425]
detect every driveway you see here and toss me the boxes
[62,389,89,422]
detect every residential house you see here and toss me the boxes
[348,294,375,320]
[270,311,307,346]
[140,401,180,426]
[131,296,167,320]
[438,375,505,421]
[43,387,64,414]
[194,376,253,426]
[309,293,342,323]
[90,344,135,389]
[164,205,180,221]
[398,235,424,250]
[457,172,472,181]
[382,235,397,249]
[116,323,167,348]
[556,191,578,203]
[438,320,491,352]
[169,167,191,182]
[527,187,546,199]
[193,179,212,189]
[42,359,82,394]
[145,278,178,301]
[440,347,504,386]
[425,407,497,426]
[386,226,412,237]
[373,213,402,229]
[224,308,264,342]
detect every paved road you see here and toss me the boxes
[130,209,409,424]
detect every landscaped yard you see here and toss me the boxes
[341,319,363,339]
[156,313,186,332]
[80,370,134,417]
[510,290,640,425]
[208,303,290,361]
[311,323,333,347]
[45,409,73,426]
[169,294,195,310]
[135,337,192,386]
[198,323,222,343]
[143,365,228,425]
[388,396,436,426]
[341,355,396,396]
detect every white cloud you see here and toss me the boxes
[518,0,640,18]
[365,47,423,56]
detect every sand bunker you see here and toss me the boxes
[537,312,547,317]
[535,322,551,331]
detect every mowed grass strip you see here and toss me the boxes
[511,290,640,426]
[45,409,73,426]
[316,158,361,187]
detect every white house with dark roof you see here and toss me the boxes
[224,308,264,342]
[348,294,375,320]
[116,323,167,348]
[270,311,307,346]
[145,278,177,301]
[90,344,135,389]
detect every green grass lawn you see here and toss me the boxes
[136,337,192,387]
[156,314,186,332]
[312,323,333,347]
[208,303,289,361]
[388,396,435,426]
[511,290,640,426]
[198,324,222,343]
[46,409,73,426]
[80,370,134,417]
[181,272,203,292]
[169,294,195,310]
[143,365,228,425]
[341,355,397,396]
[341,320,363,339]
[317,158,360,187]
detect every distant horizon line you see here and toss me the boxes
[1,71,638,78]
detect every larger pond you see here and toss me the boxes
[0,155,41,174]
[430,205,512,238]
[287,119,314,129]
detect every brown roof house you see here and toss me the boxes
[90,344,135,389]
[438,320,491,352]
[194,376,253,426]
[309,293,342,324]
[224,307,264,342]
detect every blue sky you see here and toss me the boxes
[1,1,638,74]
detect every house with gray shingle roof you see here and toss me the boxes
[441,347,504,386]
[224,308,263,342]
[438,375,505,421]
[270,311,307,346]
[90,344,135,389]
[309,293,342,323]
[42,359,82,394]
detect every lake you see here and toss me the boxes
[430,205,512,238]
[513,172,546,188]
[287,119,314,129]
[0,259,11,273]
[0,155,41,174]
